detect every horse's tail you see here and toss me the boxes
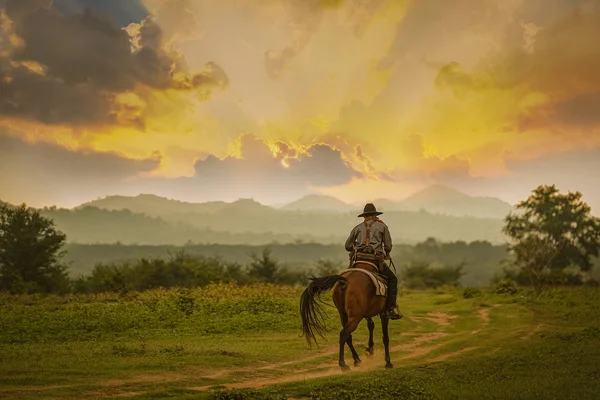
[300,274,347,348]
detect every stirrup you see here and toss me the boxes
[386,307,403,320]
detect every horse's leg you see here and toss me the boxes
[339,313,361,366]
[339,316,361,371]
[381,315,393,369]
[365,317,375,357]
[347,333,361,366]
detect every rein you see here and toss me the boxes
[388,258,397,274]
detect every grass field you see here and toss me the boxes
[1,283,599,399]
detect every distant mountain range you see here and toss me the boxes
[279,194,356,212]
[373,185,514,218]
[79,185,514,219]
[1,185,500,245]
[77,194,229,215]
[280,185,513,218]
[1,185,514,245]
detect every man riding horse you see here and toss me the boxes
[344,203,403,320]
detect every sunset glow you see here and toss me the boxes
[1,0,599,211]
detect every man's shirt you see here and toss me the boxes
[344,218,392,255]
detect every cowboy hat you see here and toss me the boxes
[357,203,383,218]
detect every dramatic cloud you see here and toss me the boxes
[108,134,365,204]
[191,134,362,197]
[1,0,599,211]
[0,130,160,207]
[0,131,365,207]
[0,0,228,127]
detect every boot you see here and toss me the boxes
[385,293,403,320]
[383,265,403,320]
[386,304,403,320]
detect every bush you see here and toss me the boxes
[402,261,464,289]
[496,279,518,295]
[462,287,481,298]
[72,251,242,293]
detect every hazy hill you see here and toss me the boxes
[374,185,513,218]
[79,194,228,217]
[30,204,506,245]
[57,188,509,244]
[38,206,338,246]
[280,194,355,212]
[219,198,276,215]
[1,185,514,245]
[80,185,513,220]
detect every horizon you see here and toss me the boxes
[5,181,600,218]
[1,0,599,212]
[3,183,518,210]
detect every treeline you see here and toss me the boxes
[16,237,600,295]
[62,239,509,288]
[69,248,474,294]
[62,242,352,275]
[72,243,598,294]
[72,249,314,293]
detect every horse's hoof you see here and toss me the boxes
[365,348,374,357]
[385,363,394,369]
[354,359,362,367]
[340,365,351,372]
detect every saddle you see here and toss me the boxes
[349,248,385,273]
[348,248,389,292]
[340,268,388,297]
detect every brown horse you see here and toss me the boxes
[300,261,393,371]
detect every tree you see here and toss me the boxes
[248,247,280,283]
[503,185,600,292]
[401,260,464,289]
[0,203,69,293]
[314,258,343,276]
[510,236,564,294]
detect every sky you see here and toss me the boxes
[0,0,599,211]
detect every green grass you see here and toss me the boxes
[1,284,599,399]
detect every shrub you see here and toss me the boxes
[463,287,481,298]
[496,279,518,295]
[72,252,242,293]
[402,261,464,289]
